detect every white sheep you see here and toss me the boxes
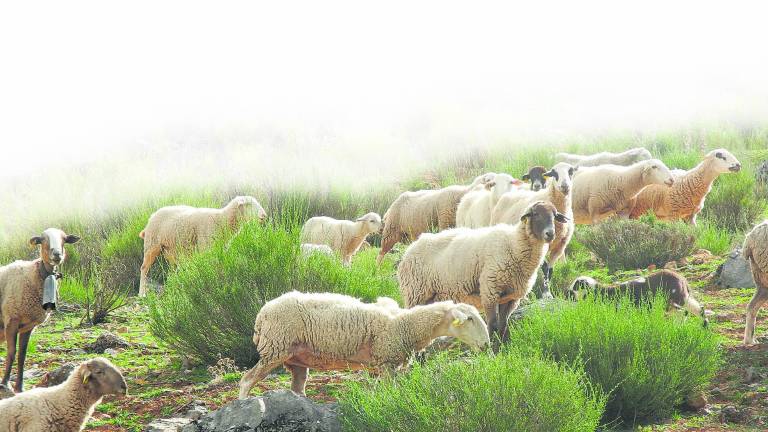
[398,201,566,340]
[490,163,576,297]
[300,212,382,266]
[0,357,127,432]
[743,220,768,345]
[377,173,495,265]
[139,196,267,296]
[555,147,653,167]
[299,243,335,258]
[238,291,489,398]
[1,228,80,393]
[456,173,520,228]
[628,149,742,224]
[571,159,674,224]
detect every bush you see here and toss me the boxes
[508,295,721,424]
[699,171,767,233]
[576,215,695,271]
[339,351,606,432]
[146,221,399,366]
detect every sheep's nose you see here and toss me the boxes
[544,230,554,241]
[730,163,741,172]
[51,251,61,260]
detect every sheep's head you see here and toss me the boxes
[484,173,519,200]
[520,201,568,242]
[630,147,653,163]
[230,196,267,222]
[356,212,383,235]
[79,357,127,398]
[565,276,598,301]
[639,159,674,187]
[443,303,490,351]
[706,149,741,174]
[521,166,548,192]
[542,162,576,195]
[29,228,80,267]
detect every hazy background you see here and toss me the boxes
[1,1,767,237]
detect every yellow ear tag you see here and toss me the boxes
[83,374,89,385]
[452,319,464,327]
[542,174,550,179]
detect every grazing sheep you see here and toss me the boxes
[571,159,675,224]
[1,228,80,393]
[300,243,335,258]
[456,173,520,228]
[555,147,653,167]
[743,220,768,345]
[628,149,742,224]
[398,201,566,340]
[491,163,576,297]
[300,212,382,266]
[138,196,267,296]
[521,166,549,192]
[0,357,127,432]
[377,173,495,265]
[566,270,706,322]
[238,291,489,398]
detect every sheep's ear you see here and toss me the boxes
[82,369,92,385]
[521,208,534,220]
[554,212,569,223]
[521,173,530,181]
[451,309,468,327]
[29,236,43,246]
[64,234,81,244]
[355,216,366,222]
[543,169,558,180]
[484,181,495,190]
[715,151,724,159]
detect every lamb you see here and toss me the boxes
[1,228,80,393]
[300,243,335,257]
[139,196,267,296]
[238,291,489,398]
[743,220,768,345]
[456,173,520,228]
[0,357,127,432]
[376,173,495,265]
[300,212,382,266]
[555,147,652,167]
[571,159,675,224]
[628,149,742,224]
[566,270,707,323]
[398,201,566,340]
[521,165,549,192]
[490,163,576,297]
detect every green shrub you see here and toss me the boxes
[147,221,399,366]
[576,215,695,271]
[508,295,721,424]
[339,351,606,432]
[694,221,735,255]
[699,171,767,233]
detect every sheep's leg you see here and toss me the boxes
[139,245,162,297]
[539,261,554,299]
[497,299,521,341]
[238,358,283,399]
[286,364,309,396]
[13,331,31,392]
[484,302,500,345]
[744,286,768,345]
[1,320,19,387]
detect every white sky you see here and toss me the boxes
[1,1,767,180]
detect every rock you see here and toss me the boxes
[182,389,340,432]
[720,405,748,424]
[38,362,77,387]
[0,384,14,400]
[185,405,208,421]
[85,331,130,354]
[745,366,756,383]
[756,160,768,187]
[144,417,194,432]
[684,391,708,410]
[104,348,121,355]
[716,248,756,288]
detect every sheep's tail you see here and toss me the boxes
[139,230,145,239]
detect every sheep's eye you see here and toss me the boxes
[652,165,658,169]
[467,316,474,321]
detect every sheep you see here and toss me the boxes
[565,270,707,324]
[398,201,567,340]
[300,243,335,258]
[521,165,548,192]
[300,212,382,266]
[376,173,495,265]
[456,173,520,228]
[628,149,742,224]
[1,228,80,393]
[238,291,489,398]
[743,220,768,345]
[571,159,675,225]
[139,196,267,296]
[555,147,653,167]
[0,357,127,432]
[490,163,576,298]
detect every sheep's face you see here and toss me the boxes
[640,159,675,187]
[232,196,267,222]
[484,173,519,200]
[542,163,576,195]
[81,357,128,397]
[521,201,568,242]
[565,276,598,301]
[29,228,80,267]
[521,166,547,192]
[356,212,383,235]
[445,304,490,351]
[707,149,741,174]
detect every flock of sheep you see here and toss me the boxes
[1,146,767,431]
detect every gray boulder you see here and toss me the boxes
[38,362,77,387]
[85,331,130,354]
[145,418,194,432]
[716,248,755,288]
[181,390,340,432]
